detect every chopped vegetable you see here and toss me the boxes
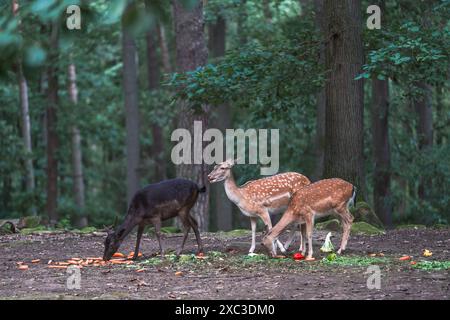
[399,255,412,261]
[423,249,432,257]
[320,232,334,253]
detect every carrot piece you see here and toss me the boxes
[112,252,125,258]
[136,268,145,273]
[175,271,183,276]
[31,259,41,263]
[18,265,29,270]
[399,255,412,261]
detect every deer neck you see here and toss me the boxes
[224,171,243,205]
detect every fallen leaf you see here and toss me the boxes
[423,249,432,257]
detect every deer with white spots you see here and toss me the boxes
[262,178,356,260]
[208,159,311,254]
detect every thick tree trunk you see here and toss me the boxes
[371,77,392,227]
[122,22,140,205]
[323,0,365,198]
[414,82,433,200]
[157,24,172,74]
[312,0,325,181]
[173,0,210,231]
[68,63,87,228]
[46,20,59,226]
[12,0,35,215]
[146,31,166,181]
[208,14,232,231]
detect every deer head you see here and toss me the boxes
[103,227,126,261]
[208,159,235,183]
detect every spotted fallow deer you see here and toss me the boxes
[207,159,311,254]
[262,178,356,260]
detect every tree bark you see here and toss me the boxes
[12,0,36,214]
[122,18,141,205]
[157,24,172,74]
[237,0,247,45]
[173,0,210,231]
[68,63,87,228]
[312,0,325,181]
[46,20,59,226]
[208,14,232,231]
[146,30,166,181]
[371,77,392,227]
[323,0,365,198]
[414,82,433,200]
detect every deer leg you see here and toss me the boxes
[188,215,203,254]
[260,210,286,253]
[282,224,298,251]
[300,223,307,254]
[305,216,314,259]
[337,208,354,254]
[177,211,191,256]
[153,218,164,257]
[249,217,257,254]
[132,224,145,260]
[262,211,295,257]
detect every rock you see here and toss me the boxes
[351,222,384,235]
[316,219,341,232]
[351,202,384,229]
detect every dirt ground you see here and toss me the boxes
[0,228,449,300]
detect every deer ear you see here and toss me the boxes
[225,158,235,167]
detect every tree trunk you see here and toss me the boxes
[146,30,166,181]
[237,0,247,45]
[371,76,392,227]
[68,63,87,228]
[323,0,365,198]
[122,21,140,205]
[312,0,325,181]
[262,0,273,23]
[157,24,172,74]
[46,20,59,226]
[208,14,232,231]
[414,82,433,200]
[12,1,35,214]
[173,0,210,231]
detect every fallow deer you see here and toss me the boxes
[207,159,311,254]
[262,178,355,260]
[103,178,205,261]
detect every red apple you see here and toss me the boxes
[293,252,305,261]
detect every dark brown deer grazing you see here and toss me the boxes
[103,178,205,261]
[262,178,356,260]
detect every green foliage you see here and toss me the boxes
[321,255,389,267]
[411,260,450,271]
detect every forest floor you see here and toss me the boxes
[0,227,449,300]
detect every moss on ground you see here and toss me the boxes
[396,224,427,230]
[351,222,384,235]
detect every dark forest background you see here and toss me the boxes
[0,0,449,231]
